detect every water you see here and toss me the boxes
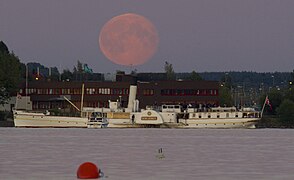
[1,128,294,180]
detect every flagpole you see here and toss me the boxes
[260,95,268,118]
[26,64,28,110]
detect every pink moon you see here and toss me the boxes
[99,13,159,66]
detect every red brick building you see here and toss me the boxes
[19,79,220,112]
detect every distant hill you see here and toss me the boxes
[177,72,291,89]
[23,61,293,90]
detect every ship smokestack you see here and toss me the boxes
[127,85,137,111]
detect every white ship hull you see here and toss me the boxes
[14,111,87,128]
[178,118,259,129]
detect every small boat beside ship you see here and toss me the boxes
[87,112,109,128]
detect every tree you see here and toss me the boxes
[0,41,9,54]
[0,87,9,105]
[72,60,93,81]
[219,86,233,107]
[131,69,138,75]
[220,73,233,89]
[77,60,83,73]
[164,61,175,80]
[285,88,294,102]
[276,99,294,127]
[73,60,83,75]
[190,71,202,81]
[268,89,284,114]
[291,69,294,82]
[61,69,73,81]
[0,42,21,105]
[49,67,60,81]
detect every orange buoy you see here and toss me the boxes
[77,162,99,179]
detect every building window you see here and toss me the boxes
[74,89,81,94]
[123,88,129,95]
[86,88,96,95]
[62,88,71,95]
[143,89,154,96]
[210,90,213,95]
[202,90,207,95]
[99,88,110,95]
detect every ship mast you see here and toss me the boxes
[80,83,85,117]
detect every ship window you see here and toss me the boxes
[217,115,220,118]
[208,115,211,118]
[235,114,238,117]
[193,114,195,117]
[199,116,201,118]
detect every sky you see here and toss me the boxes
[1,0,294,73]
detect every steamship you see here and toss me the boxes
[13,85,261,128]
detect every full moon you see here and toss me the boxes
[99,13,159,66]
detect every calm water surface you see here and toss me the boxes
[1,128,294,180]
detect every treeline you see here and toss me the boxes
[0,41,21,105]
[178,71,292,89]
[24,61,103,82]
[257,85,294,128]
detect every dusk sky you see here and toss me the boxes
[1,0,294,73]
